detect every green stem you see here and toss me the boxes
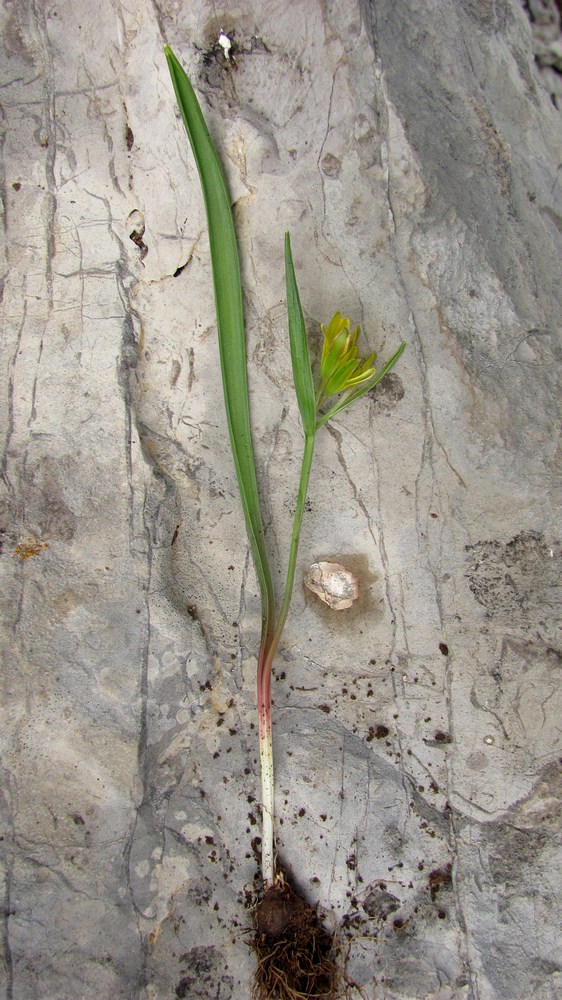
[273,432,316,652]
[257,430,316,886]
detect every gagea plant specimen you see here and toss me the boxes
[165,45,405,1000]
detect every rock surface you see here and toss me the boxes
[1,2,561,998]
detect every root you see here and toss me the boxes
[251,878,341,1000]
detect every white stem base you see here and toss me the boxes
[259,729,275,887]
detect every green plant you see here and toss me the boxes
[164,40,404,898]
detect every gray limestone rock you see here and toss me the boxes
[1,2,561,998]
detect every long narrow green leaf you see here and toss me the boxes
[284,232,316,438]
[164,46,275,637]
[316,341,406,428]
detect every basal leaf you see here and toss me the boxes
[165,46,274,638]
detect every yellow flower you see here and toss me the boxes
[317,312,376,405]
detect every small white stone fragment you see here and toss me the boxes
[304,561,359,610]
[218,31,232,59]
[126,208,145,237]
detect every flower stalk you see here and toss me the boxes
[257,428,315,886]
[164,47,405,890]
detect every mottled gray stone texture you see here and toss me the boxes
[1,1,561,998]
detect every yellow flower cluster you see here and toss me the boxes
[316,312,376,407]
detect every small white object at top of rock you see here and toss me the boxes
[304,561,359,610]
[218,32,232,59]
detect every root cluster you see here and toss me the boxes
[252,879,340,1000]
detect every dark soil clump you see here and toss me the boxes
[252,878,340,999]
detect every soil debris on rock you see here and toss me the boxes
[252,877,340,999]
